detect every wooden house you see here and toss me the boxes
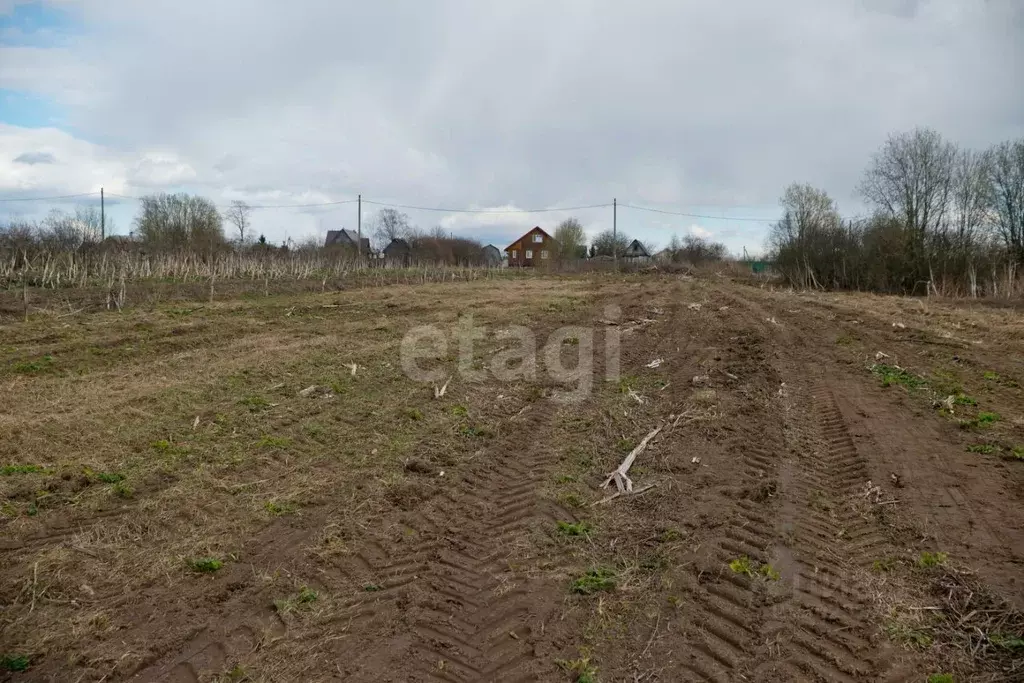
[504,226,555,268]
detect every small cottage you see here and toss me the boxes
[325,228,371,255]
[481,244,503,266]
[624,239,651,261]
[383,238,412,267]
[504,227,556,268]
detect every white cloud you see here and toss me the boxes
[2,0,1022,252]
[689,225,713,239]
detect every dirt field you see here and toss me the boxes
[2,275,1023,682]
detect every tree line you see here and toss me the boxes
[769,129,1024,296]
[2,190,733,270]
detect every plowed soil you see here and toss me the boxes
[2,276,1022,682]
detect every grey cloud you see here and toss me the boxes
[16,0,1024,249]
[13,151,57,165]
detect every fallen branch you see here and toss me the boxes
[601,424,663,492]
[434,375,452,399]
[592,482,658,506]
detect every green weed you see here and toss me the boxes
[112,481,133,499]
[188,557,224,573]
[460,425,492,438]
[617,376,639,394]
[967,444,998,454]
[885,621,934,648]
[917,551,948,568]
[1005,446,1024,461]
[450,404,468,417]
[274,586,318,614]
[0,655,29,672]
[556,521,592,537]
[952,393,977,406]
[12,355,54,375]
[926,675,953,683]
[256,435,291,448]
[571,568,617,594]
[729,556,780,580]
[96,471,125,483]
[264,500,298,515]
[556,657,597,683]
[559,492,586,508]
[989,633,1024,651]
[983,371,1020,387]
[616,438,636,453]
[0,464,46,475]
[835,334,855,345]
[872,557,899,572]
[563,336,580,346]
[239,395,271,411]
[363,584,382,592]
[960,412,1000,430]
[729,556,754,576]
[405,407,424,421]
[871,363,926,389]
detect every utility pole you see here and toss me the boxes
[357,194,362,264]
[100,187,105,240]
[613,198,617,270]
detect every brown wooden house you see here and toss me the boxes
[504,226,556,267]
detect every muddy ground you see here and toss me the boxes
[1,276,1022,682]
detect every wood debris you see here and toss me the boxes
[601,424,663,492]
[434,376,452,399]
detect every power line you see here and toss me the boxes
[0,192,99,203]
[621,203,780,222]
[103,192,359,210]
[361,199,613,214]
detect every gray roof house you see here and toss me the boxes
[481,244,502,266]
[325,228,371,254]
[624,239,651,260]
[382,238,412,266]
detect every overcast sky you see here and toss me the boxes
[1,0,1022,253]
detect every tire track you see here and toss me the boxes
[764,386,884,682]
[329,404,572,682]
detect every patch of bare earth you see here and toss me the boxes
[1,276,1021,682]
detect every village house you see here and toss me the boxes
[504,226,555,267]
[623,239,651,261]
[481,244,503,266]
[324,228,371,255]
[382,237,412,267]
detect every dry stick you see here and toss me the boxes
[592,482,658,506]
[601,424,663,492]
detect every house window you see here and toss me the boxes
[511,250,517,259]
[540,250,548,259]
[532,234,543,243]
[525,249,533,259]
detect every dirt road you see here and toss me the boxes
[2,276,1022,681]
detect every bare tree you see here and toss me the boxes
[135,193,225,250]
[950,149,992,250]
[858,128,956,277]
[371,208,411,249]
[224,200,252,244]
[987,139,1024,262]
[768,184,843,288]
[591,229,628,257]
[553,217,586,260]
